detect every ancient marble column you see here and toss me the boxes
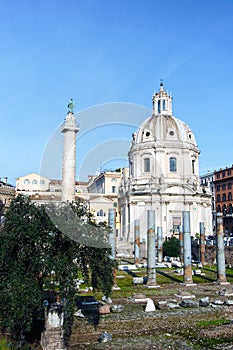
[216,213,227,283]
[157,226,163,263]
[146,210,157,286]
[61,112,79,202]
[199,221,205,264]
[182,211,193,284]
[134,219,140,264]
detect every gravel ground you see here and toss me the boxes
[69,283,233,350]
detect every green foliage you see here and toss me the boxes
[0,196,114,348]
[163,236,180,257]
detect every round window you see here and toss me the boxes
[146,131,150,137]
[169,131,174,136]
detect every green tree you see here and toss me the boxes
[163,236,180,258]
[0,196,114,348]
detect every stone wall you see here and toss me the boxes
[204,246,233,266]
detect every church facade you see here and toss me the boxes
[118,83,212,251]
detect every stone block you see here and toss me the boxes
[99,304,111,314]
[180,300,199,308]
[133,277,144,285]
[199,297,210,307]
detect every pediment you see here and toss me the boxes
[161,184,196,195]
[89,196,114,204]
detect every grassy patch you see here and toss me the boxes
[196,319,229,327]
[0,337,10,350]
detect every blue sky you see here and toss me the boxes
[1,0,233,184]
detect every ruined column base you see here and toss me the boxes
[180,283,197,287]
[213,281,230,285]
[145,284,161,289]
[112,284,121,290]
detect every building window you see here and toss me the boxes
[222,184,226,190]
[228,170,232,176]
[112,186,116,193]
[216,185,220,192]
[217,194,221,202]
[216,174,220,179]
[169,157,177,172]
[129,161,133,176]
[32,180,38,185]
[97,209,105,217]
[217,205,221,212]
[192,160,195,174]
[158,100,161,113]
[229,204,233,214]
[24,179,30,184]
[222,172,226,177]
[144,158,150,172]
[223,204,227,215]
[228,183,232,190]
[40,180,45,185]
[162,99,166,110]
[228,193,232,201]
[222,193,226,201]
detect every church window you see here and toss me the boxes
[158,100,161,113]
[169,130,174,136]
[169,157,177,172]
[112,186,116,193]
[162,99,166,110]
[144,158,150,172]
[24,179,30,184]
[146,131,150,137]
[192,160,195,174]
[129,161,133,176]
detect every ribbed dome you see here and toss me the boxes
[133,114,197,146]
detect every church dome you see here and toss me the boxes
[132,82,197,147]
[133,114,197,146]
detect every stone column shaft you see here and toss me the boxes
[157,226,163,263]
[216,213,227,283]
[199,222,205,264]
[179,225,184,264]
[183,211,193,284]
[61,113,79,202]
[147,210,156,285]
[108,209,116,260]
[134,219,140,264]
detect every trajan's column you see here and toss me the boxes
[61,99,79,202]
